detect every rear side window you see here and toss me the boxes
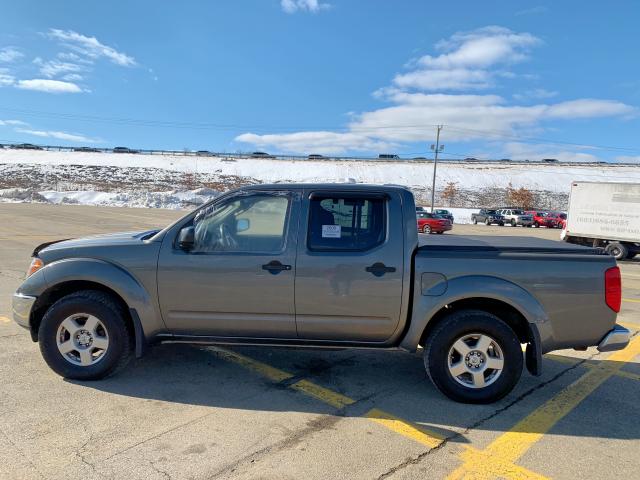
[307,195,386,251]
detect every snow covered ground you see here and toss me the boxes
[1,149,639,220]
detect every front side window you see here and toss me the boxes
[308,195,385,251]
[192,194,290,253]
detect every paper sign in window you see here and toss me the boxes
[322,225,341,238]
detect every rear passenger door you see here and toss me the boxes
[294,190,405,342]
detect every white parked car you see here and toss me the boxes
[497,209,534,227]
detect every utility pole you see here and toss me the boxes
[430,125,444,212]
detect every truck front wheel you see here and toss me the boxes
[424,310,523,404]
[38,290,133,380]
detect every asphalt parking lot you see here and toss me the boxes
[0,203,638,480]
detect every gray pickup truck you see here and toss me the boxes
[12,184,630,403]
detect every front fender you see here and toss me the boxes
[19,257,165,339]
[400,275,552,351]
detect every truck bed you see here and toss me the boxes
[418,234,603,255]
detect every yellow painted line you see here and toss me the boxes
[214,348,445,450]
[0,316,11,324]
[618,321,639,330]
[366,408,444,449]
[545,353,640,382]
[290,379,355,409]
[623,298,640,303]
[447,335,640,479]
[212,348,293,383]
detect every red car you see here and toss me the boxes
[526,210,556,228]
[417,212,452,234]
[546,212,567,229]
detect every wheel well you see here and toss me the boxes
[419,297,532,347]
[30,280,134,342]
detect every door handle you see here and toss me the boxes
[262,260,292,274]
[365,262,396,277]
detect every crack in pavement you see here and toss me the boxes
[0,427,46,479]
[206,413,344,479]
[150,459,173,480]
[375,353,597,479]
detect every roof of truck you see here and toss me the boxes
[241,183,412,191]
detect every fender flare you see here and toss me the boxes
[25,258,165,354]
[400,275,551,372]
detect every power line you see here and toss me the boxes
[1,106,640,155]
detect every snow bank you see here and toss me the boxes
[0,187,219,210]
[1,149,639,193]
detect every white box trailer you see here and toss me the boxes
[562,181,640,260]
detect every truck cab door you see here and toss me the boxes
[294,190,405,342]
[157,190,299,338]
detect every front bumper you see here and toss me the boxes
[597,325,631,352]
[12,293,36,329]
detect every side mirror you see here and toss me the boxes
[236,218,250,232]
[177,226,195,250]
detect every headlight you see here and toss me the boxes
[27,258,44,277]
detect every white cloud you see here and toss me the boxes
[0,47,23,63]
[394,26,540,91]
[236,131,393,155]
[0,71,15,86]
[62,73,83,82]
[16,79,83,93]
[39,59,85,78]
[545,99,634,119]
[15,128,100,143]
[237,26,635,155]
[281,0,330,14]
[0,119,29,127]
[47,29,136,66]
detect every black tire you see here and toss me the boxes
[424,310,523,404]
[626,251,637,260]
[38,290,133,380]
[605,242,628,261]
[423,225,432,234]
[534,222,540,228]
[436,231,444,234]
[484,218,490,226]
[511,219,516,227]
[499,222,504,226]
[473,218,478,225]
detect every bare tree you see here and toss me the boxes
[506,183,535,210]
[441,181,458,206]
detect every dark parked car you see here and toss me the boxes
[196,150,212,156]
[250,151,275,158]
[379,154,400,159]
[73,147,100,153]
[433,209,454,223]
[307,154,325,159]
[471,209,505,226]
[11,143,43,150]
[113,147,131,153]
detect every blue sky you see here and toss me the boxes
[1,0,639,162]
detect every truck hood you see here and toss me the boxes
[34,230,159,256]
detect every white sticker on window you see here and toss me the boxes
[322,224,341,238]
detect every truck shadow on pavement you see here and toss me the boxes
[73,342,640,442]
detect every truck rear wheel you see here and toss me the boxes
[424,310,523,404]
[605,242,628,261]
[38,290,133,380]
[473,218,478,225]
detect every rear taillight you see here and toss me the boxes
[605,266,621,313]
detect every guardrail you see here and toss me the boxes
[1,142,639,167]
